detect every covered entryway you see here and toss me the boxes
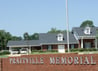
[85,42,91,48]
[58,45,65,53]
[80,37,96,49]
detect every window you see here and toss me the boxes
[57,33,64,41]
[71,45,74,49]
[85,42,91,48]
[48,45,52,50]
[84,27,91,35]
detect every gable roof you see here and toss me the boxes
[7,33,78,47]
[39,32,78,44]
[72,27,98,37]
[7,40,40,47]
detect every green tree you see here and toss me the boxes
[23,33,39,40]
[5,32,12,40]
[0,30,23,50]
[0,30,6,50]
[48,28,66,33]
[4,32,12,49]
[30,33,39,40]
[0,30,12,50]
[80,20,95,27]
[11,36,22,41]
[23,32,30,40]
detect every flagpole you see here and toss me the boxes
[66,0,70,53]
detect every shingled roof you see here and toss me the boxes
[7,40,40,47]
[39,32,78,45]
[72,27,98,37]
[7,32,78,47]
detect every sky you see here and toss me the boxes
[0,0,98,37]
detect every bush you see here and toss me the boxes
[0,50,10,55]
[47,50,58,52]
[31,50,45,53]
[31,50,58,53]
[39,50,45,53]
[69,48,97,52]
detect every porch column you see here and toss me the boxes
[41,45,43,50]
[81,37,83,48]
[28,46,31,54]
[95,38,97,49]
[9,47,12,55]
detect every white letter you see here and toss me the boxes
[91,56,96,65]
[74,57,79,64]
[68,57,73,64]
[50,57,55,64]
[84,56,89,65]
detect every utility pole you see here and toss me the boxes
[66,0,70,53]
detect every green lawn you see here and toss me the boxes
[0,55,8,58]
[0,50,98,58]
[78,51,98,54]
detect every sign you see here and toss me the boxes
[9,56,96,65]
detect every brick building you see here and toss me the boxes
[7,26,98,54]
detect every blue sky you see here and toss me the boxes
[0,0,98,36]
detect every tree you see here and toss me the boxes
[23,32,30,40]
[80,20,95,27]
[0,30,12,50]
[11,36,22,41]
[48,28,66,33]
[0,30,6,50]
[4,32,12,49]
[23,32,39,40]
[0,30,23,50]
[30,33,39,40]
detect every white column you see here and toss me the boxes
[81,38,83,48]
[41,45,43,50]
[95,38,97,49]
[29,46,31,54]
[9,47,12,55]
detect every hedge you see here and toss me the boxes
[0,50,10,55]
[69,48,97,52]
[32,50,58,53]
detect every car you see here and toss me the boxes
[12,49,19,54]
[20,48,28,54]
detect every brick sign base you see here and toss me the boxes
[0,53,98,71]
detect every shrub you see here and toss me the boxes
[31,50,58,53]
[39,50,45,53]
[32,50,45,53]
[47,50,58,52]
[0,50,10,55]
[69,48,97,52]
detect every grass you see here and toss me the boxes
[0,51,98,58]
[78,51,98,54]
[0,55,8,58]
[31,49,98,54]
[0,48,98,57]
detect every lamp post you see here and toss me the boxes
[66,0,70,52]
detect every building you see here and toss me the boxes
[7,26,98,54]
